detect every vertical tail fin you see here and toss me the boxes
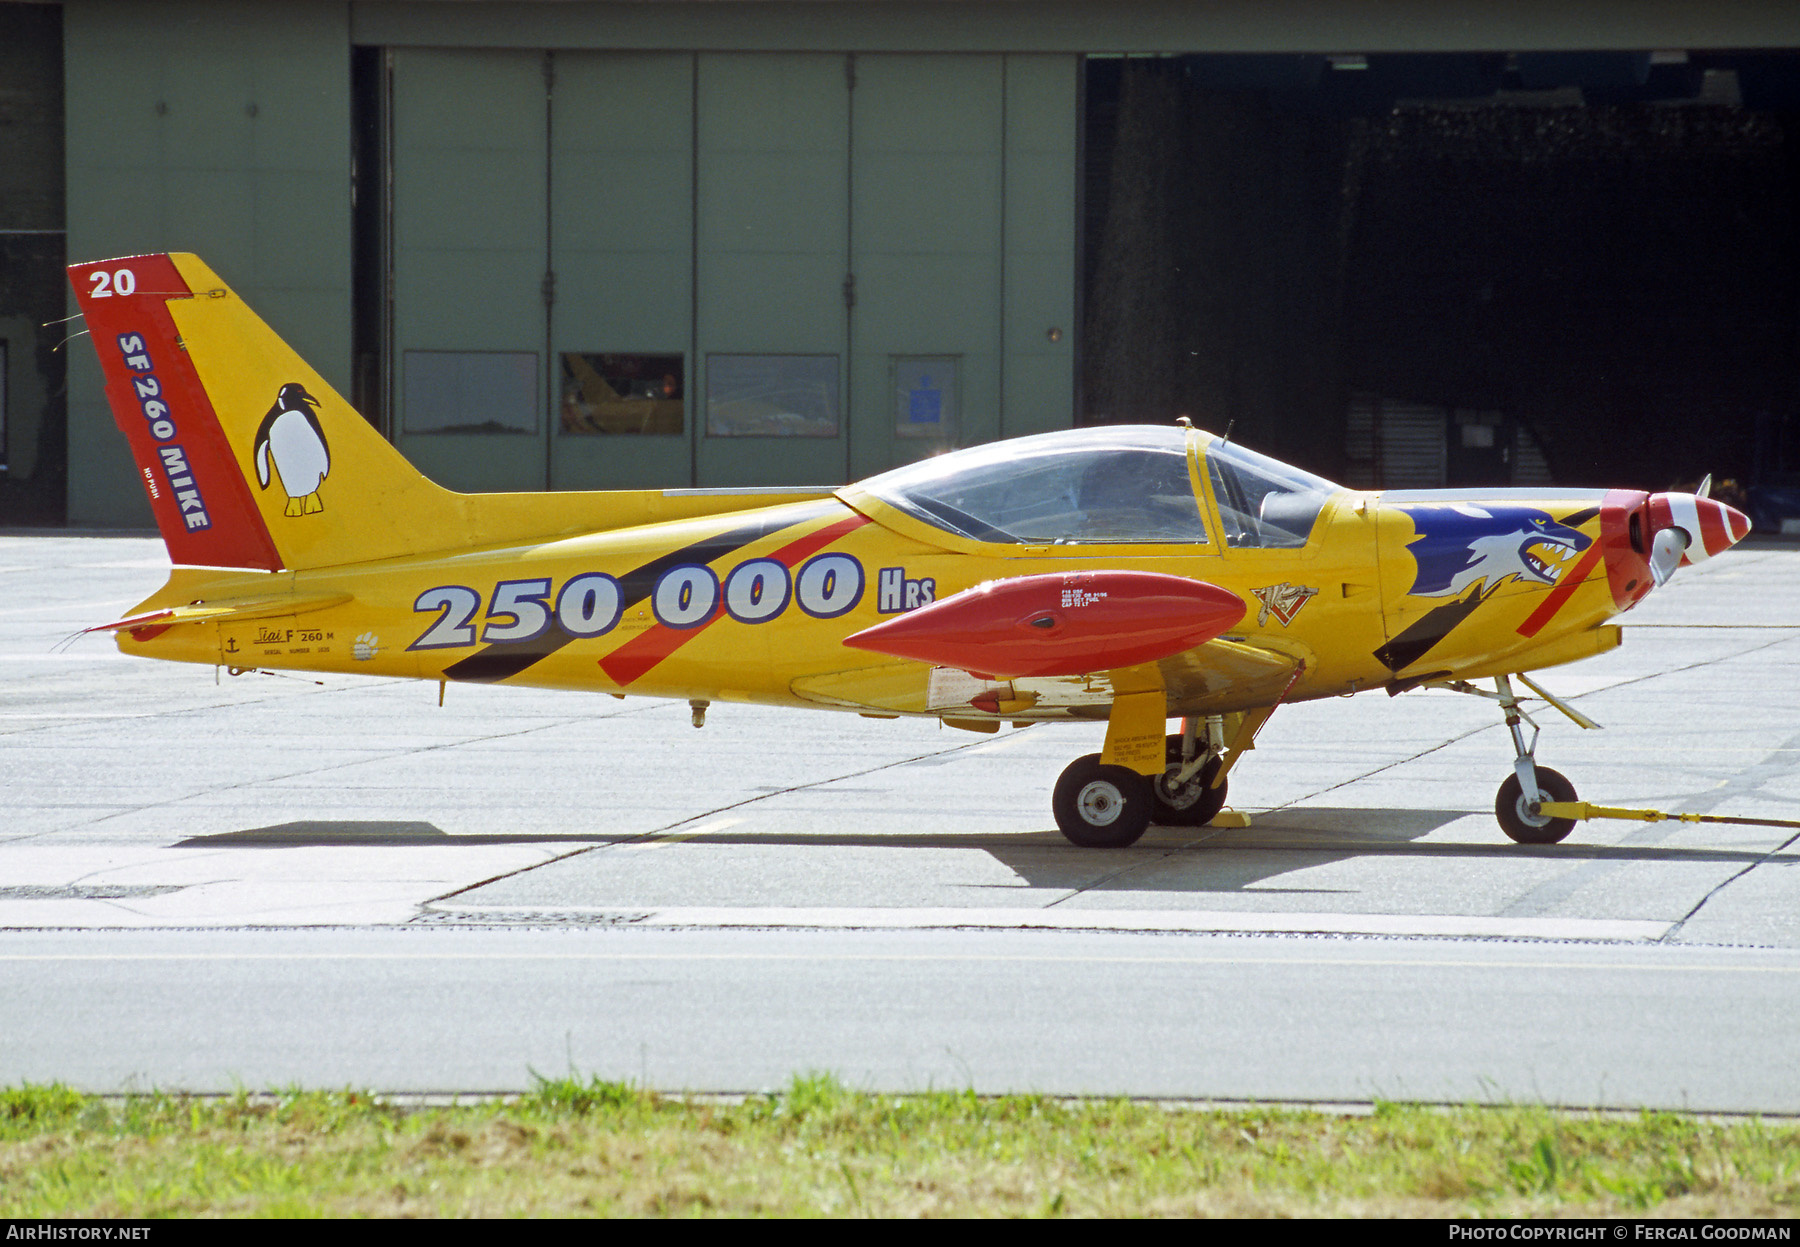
[69,252,473,572]
[71,253,840,572]
[71,254,287,570]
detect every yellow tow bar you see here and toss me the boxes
[1536,802,1800,831]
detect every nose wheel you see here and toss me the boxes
[1496,765,1578,844]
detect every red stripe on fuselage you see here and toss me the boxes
[598,513,872,687]
[1516,541,1605,639]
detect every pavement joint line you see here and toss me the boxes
[6,950,1796,971]
[423,731,1022,908]
[1662,821,1800,945]
[412,904,1675,942]
[1272,627,1800,813]
[25,702,659,843]
[1566,629,1800,702]
[622,817,743,849]
[1042,827,1226,908]
[0,922,1785,952]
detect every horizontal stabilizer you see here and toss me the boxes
[88,591,352,640]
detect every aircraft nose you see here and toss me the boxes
[1646,492,1752,584]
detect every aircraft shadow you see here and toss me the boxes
[989,806,1795,893]
[173,821,623,848]
[174,812,1790,899]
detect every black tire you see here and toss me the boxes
[1152,734,1228,826]
[1495,766,1578,845]
[1053,753,1153,848]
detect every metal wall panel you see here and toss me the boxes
[376,45,1074,494]
[550,52,695,489]
[64,0,351,525]
[694,53,850,486]
[390,47,548,492]
[848,54,1003,478]
[1001,54,1078,439]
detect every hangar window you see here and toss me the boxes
[861,425,1212,545]
[560,353,684,435]
[706,354,839,438]
[1203,439,1336,549]
[402,351,539,435]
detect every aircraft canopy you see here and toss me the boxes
[859,424,1337,547]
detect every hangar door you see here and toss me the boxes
[387,49,1073,493]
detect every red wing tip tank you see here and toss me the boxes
[843,570,1247,679]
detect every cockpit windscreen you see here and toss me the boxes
[859,426,1211,544]
[1204,440,1337,548]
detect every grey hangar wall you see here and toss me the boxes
[53,1,1800,526]
[63,2,1086,524]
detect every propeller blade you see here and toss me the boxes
[1696,473,1712,499]
[1649,527,1690,587]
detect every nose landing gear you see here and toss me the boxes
[1490,673,1580,844]
[1435,673,1595,844]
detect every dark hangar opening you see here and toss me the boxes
[1081,51,1800,498]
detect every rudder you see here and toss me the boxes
[70,254,287,570]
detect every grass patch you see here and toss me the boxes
[1,1078,1796,1216]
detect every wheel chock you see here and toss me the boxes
[1206,809,1252,828]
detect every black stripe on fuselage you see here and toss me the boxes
[441,503,840,684]
[1373,590,1489,674]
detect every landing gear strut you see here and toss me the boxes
[1490,674,1578,844]
[1429,674,1589,844]
[1151,716,1228,827]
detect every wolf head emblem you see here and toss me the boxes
[1397,505,1593,599]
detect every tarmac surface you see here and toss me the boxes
[3,532,1798,1103]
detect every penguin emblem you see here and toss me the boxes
[253,383,331,516]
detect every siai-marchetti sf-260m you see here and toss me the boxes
[69,253,1749,847]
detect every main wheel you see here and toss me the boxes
[1495,766,1578,845]
[1152,734,1228,826]
[1053,753,1153,848]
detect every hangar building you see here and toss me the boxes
[4,1,1799,527]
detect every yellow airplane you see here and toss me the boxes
[69,253,1751,848]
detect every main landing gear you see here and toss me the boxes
[1052,717,1229,848]
[1052,754,1153,848]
